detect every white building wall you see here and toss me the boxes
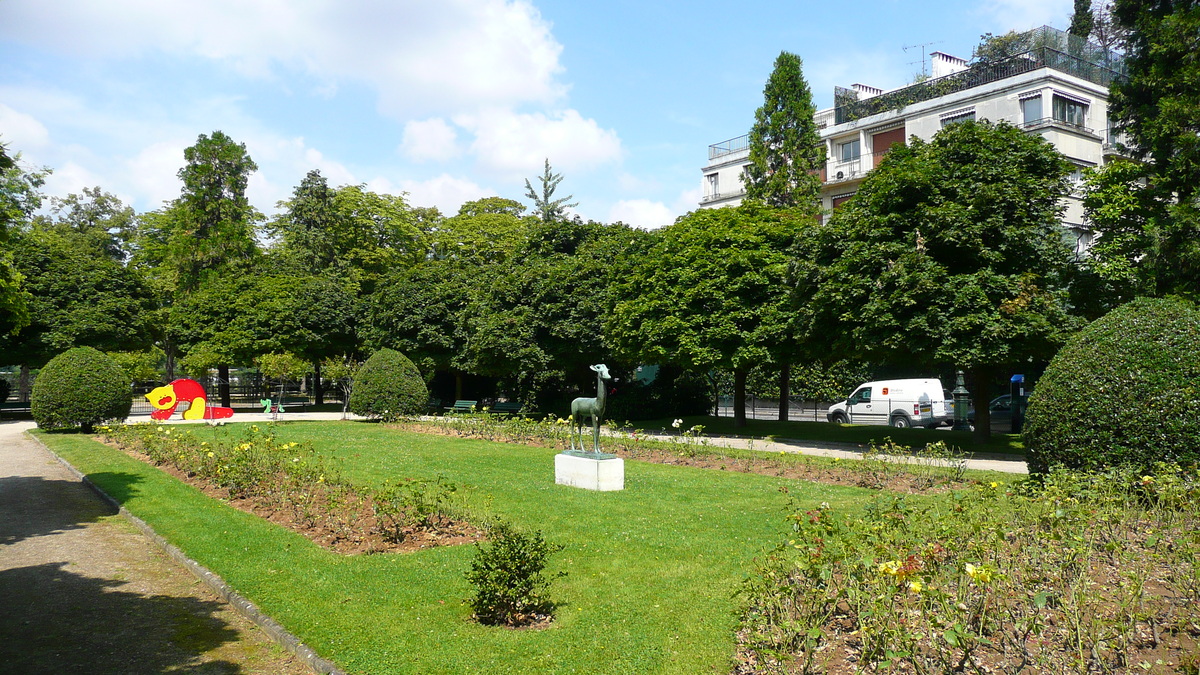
[700,63,1116,239]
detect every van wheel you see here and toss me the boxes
[830,412,848,425]
[890,415,910,428]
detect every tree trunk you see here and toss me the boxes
[164,343,176,381]
[455,371,463,401]
[218,364,231,409]
[313,360,324,405]
[778,363,791,422]
[971,363,995,444]
[734,368,748,428]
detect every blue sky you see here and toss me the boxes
[0,0,1074,229]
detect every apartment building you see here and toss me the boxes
[700,26,1125,256]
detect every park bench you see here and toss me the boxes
[260,395,308,413]
[488,401,539,418]
[444,400,478,414]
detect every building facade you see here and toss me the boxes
[700,27,1125,257]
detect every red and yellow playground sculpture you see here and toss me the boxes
[145,378,235,421]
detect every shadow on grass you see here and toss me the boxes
[85,471,146,505]
[0,562,246,674]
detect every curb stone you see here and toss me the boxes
[26,430,349,675]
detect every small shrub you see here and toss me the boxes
[31,347,132,432]
[1024,296,1200,475]
[348,348,428,421]
[465,521,565,627]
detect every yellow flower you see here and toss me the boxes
[909,581,924,593]
[989,481,999,488]
[965,563,993,584]
[207,451,215,458]
[878,560,903,576]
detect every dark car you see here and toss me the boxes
[967,394,1015,433]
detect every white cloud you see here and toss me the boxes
[0,0,567,117]
[458,108,623,178]
[401,118,461,162]
[125,141,188,209]
[388,173,494,215]
[608,199,675,230]
[0,104,51,150]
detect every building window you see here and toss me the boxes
[940,110,976,128]
[1053,95,1087,127]
[706,173,719,198]
[1021,96,1043,124]
[838,139,860,162]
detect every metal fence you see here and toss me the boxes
[713,396,836,422]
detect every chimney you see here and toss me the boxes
[930,51,968,78]
[852,83,883,99]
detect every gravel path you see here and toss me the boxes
[0,420,311,675]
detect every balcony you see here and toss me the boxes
[708,135,750,161]
[824,147,899,185]
[1021,116,1097,137]
[834,26,1124,125]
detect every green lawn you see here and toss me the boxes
[38,421,885,674]
[632,415,1025,456]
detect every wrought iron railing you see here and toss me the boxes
[835,26,1124,125]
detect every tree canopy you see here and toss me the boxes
[608,203,804,427]
[1105,0,1200,299]
[171,130,261,291]
[745,51,824,210]
[797,120,1075,440]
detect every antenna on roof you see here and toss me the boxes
[902,41,943,77]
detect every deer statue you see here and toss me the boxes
[570,363,613,454]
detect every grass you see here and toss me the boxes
[632,415,1025,456]
[35,420,920,674]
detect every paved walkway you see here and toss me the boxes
[0,419,311,674]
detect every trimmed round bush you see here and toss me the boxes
[31,347,133,433]
[348,348,428,421]
[1024,297,1200,475]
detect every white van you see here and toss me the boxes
[826,379,953,428]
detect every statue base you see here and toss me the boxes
[555,452,624,491]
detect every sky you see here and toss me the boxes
[0,0,1075,230]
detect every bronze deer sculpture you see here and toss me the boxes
[570,363,612,454]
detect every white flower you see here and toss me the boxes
[672,418,683,428]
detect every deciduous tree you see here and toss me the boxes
[609,204,803,428]
[797,120,1076,441]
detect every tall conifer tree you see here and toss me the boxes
[744,51,824,210]
[744,51,824,421]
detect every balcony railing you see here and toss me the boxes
[834,26,1124,125]
[708,135,750,160]
[825,147,901,184]
[1020,116,1095,136]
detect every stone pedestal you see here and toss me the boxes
[555,452,624,491]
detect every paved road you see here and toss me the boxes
[0,419,311,674]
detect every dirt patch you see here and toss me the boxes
[391,421,976,494]
[116,444,485,556]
